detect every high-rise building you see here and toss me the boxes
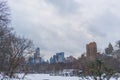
[34,47,41,64]
[65,56,76,63]
[34,47,40,58]
[86,42,97,60]
[28,57,34,64]
[56,52,65,63]
[50,52,65,63]
[105,43,114,54]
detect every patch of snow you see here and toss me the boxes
[1,74,120,80]
[26,74,79,80]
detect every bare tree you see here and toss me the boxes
[0,0,10,27]
[116,40,120,49]
[6,35,33,78]
[0,0,34,79]
[0,26,13,71]
[0,0,11,71]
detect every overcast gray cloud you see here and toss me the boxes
[45,0,79,15]
[8,0,120,59]
[88,11,120,37]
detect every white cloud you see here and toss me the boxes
[8,0,120,59]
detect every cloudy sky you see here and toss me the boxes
[8,0,120,59]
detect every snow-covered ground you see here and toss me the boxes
[21,74,120,80]
[25,74,79,80]
[1,74,120,80]
[0,74,79,80]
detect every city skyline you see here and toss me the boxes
[8,0,120,59]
